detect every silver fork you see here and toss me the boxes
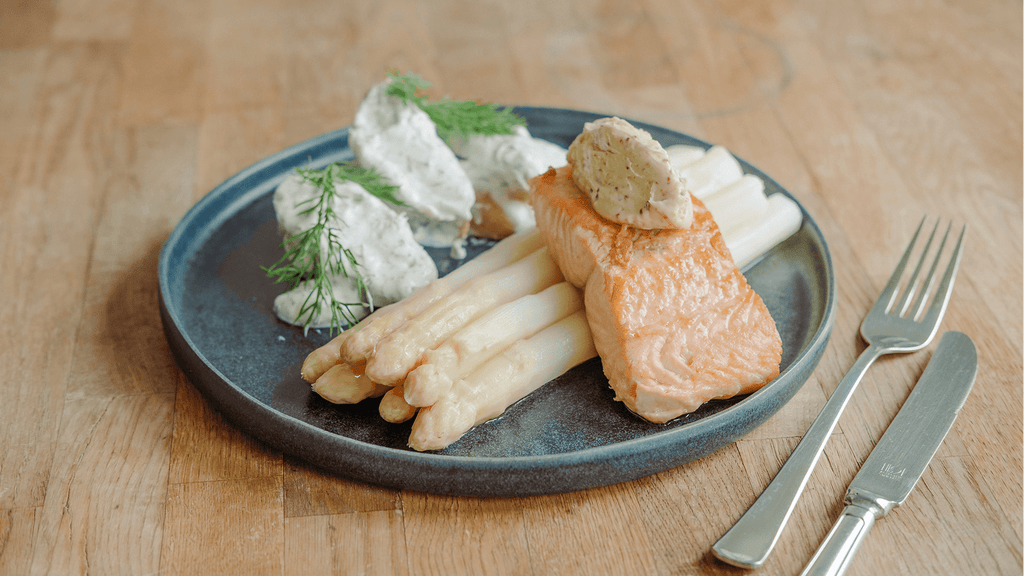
[712,216,966,569]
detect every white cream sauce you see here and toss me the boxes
[271,173,438,328]
[348,80,476,249]
[451,126,568,234]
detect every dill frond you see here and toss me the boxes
[385,71,525,141]
[263,162,401,335]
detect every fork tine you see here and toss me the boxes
[876,216,927,314]
[895,219,941,316]
[907,221,952,319]
[918,223,966,327]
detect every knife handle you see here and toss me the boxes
[712,345,885,568]
[800,501,880,576]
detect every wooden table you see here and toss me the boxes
[1,0,1020,574]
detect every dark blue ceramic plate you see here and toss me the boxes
[158,107,835,497]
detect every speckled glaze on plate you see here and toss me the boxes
[158,107,836,497]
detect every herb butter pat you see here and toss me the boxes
[567,117,693,230]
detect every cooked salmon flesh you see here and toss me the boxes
[529,166,782,423]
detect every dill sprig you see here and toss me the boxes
[385,71,526,141]
[263,162,402,335]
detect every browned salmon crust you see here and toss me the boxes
[529,166,781,422]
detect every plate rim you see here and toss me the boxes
[158,106,836,496]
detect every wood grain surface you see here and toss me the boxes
[1,0,1020,574]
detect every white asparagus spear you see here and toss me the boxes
[364,247,564,386]
[403,281,584,407]
[311,361,390,404]
[664,144,706,169]
[379,384,418,423]
[726,193,803,269]
[335,228,546,366]
[301,332,347,383]
[676,145,744,200]
[702,174,769,239]
[408,310,597,451]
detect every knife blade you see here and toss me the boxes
[800,331,978,576]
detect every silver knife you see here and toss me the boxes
[800,331,978,576]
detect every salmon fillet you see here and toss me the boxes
[529,166,782,422]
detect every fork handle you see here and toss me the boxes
[712,344,885,569]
